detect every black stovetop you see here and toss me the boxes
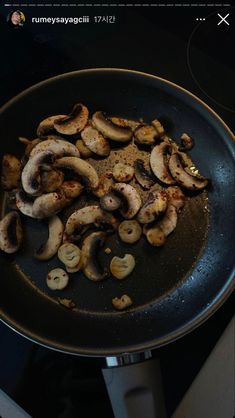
[0,3,234,417]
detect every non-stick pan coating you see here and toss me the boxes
[0,69,234,356]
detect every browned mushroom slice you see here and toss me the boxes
[137,190,168,224]
[54,104,89,135]
[110,117,140,131]
[143,203,178,246]
[61,180,83,199]
[118,220,142,244]
[151,119,165,138]
[92,111,132,142]
[134,125,157,145]
[35,216,64,260]
[144,226,166,247]
[40,169,64,193]
[30,138,80,159]
[21,150,55,196]
[179,133,194,151]
[75,139,93,158]
[32,191,70,219]
[54,156,99,190]
[166,186,185,212]
[81,125,110,157]
[64,205,117,241]
[37,115,66,137]
[0,211,23,254]
[110,254,135,279]
[81,231,109,281]
[100,192,122,212]
[112,294,133,310]
[134,159,155,190]
[150,142,176,185]
[1,154,21,190]
[157,205,178,236]
[112,183,142,219]
[92,175,114,198]
[169,153,208,190]
[113,163,134,182]
[15,190,36,218]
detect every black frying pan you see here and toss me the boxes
[0,69,234,417]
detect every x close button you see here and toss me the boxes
[217,13,230,26]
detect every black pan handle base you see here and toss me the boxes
[102,355,166,418]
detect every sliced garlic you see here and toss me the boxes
[110,254,135,279]
[113,163,134,182]
[112,294,133,310]
[46,268,69,290]
[58,243,81,268]
[118,220,142,244]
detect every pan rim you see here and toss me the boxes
[1,67,234,139]
[0,67,234,356]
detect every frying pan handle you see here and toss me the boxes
[102,353,166,418]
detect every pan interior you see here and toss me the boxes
[2,139,209,315]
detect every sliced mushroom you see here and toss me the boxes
[54,157,99,190]
[92,175,114,198]
[29,138,80,159]
[157,205,178,236]
[100,192,122,212]
[151,119,165,138]
[110,117,140,131]
[134,125,157,145]
[112,294,133,310]
[15,190,36,218]
[75,139,93,158]
[61,180,83,199]
[92,111,132,142]
[58,243,81,268]
[113,163,134,182]
[137,190,168,224]
[58,297,76,309]
[169,153,208,190]
[179,133,194,151]
[64,205,117,240]
[46,268,69,290]
[81,125,110,157]
[144,226,166,247]
[65,262,82,273]
[81,231,109,281]
[21,150,55,196]
[0,211,23,254]
[37,115,66,137]
[1,154,21,190]
[40,169,64,193]
[134,159,155,190]
[54,104,89,135]
[112,183,142,219]
[166,186,185,212]
[35,216,64,260]
[32,191,70,219]
[143,204,178,247]
[150,142,176,185]
[110,254,135,279]
[118,220,142,244]
[18,137,42,157]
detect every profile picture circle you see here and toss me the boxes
[7,10,26,27]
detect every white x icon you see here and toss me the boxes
[217,13,230,26]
